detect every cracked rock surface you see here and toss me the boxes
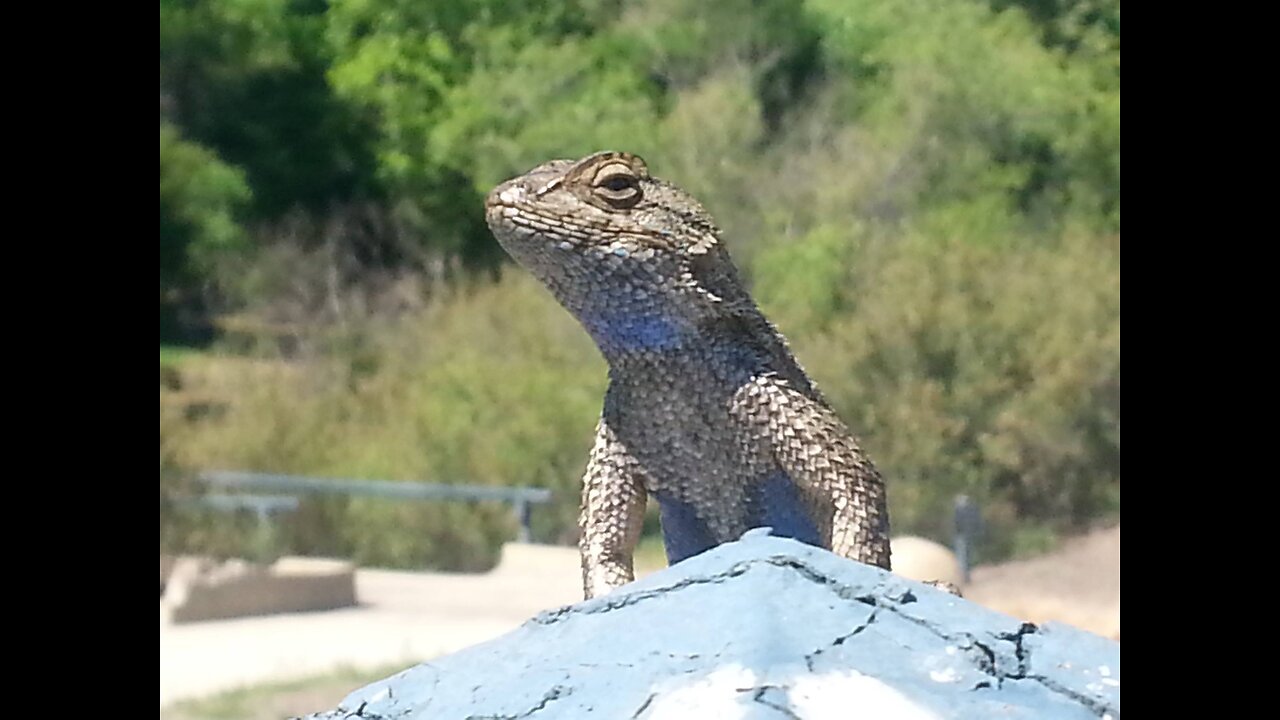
[301,531,1119,719]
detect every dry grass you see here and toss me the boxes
[161,664,406,720]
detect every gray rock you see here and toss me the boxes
[303,530,1119,719]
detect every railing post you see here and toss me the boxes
[515,498,532,543]
[252,503,277,564]
[953,494,981,585]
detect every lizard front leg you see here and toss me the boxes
[579,417,649,599]
[734,375,893,570]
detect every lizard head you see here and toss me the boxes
[485,151,747,356]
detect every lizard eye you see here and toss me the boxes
[601,175,633,191]
[592,165,642,208]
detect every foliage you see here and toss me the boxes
[160,0,1120,568]
[160,0,380,220]
[770,233,1120,555]
[159,123,251,302]
[324,0,622,267]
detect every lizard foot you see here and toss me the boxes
[924,579,964,597]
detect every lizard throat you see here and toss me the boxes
[558,280,695,355]
[532,254,701,357]
[579,307,689,355]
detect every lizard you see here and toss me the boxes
[485,151,893,600]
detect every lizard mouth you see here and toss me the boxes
[485,198,585,254]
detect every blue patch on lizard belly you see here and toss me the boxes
[654,491,718,565]
[653,472,822,566]
[754,471,822,547]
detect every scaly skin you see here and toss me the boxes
[485,151,892,599]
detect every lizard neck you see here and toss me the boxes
[570,285,699,358]
[531,252,714,360]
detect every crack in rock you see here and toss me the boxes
[532,555,886,627]
[998,624,1035,676]
[323,700,405,720]
[971,623,1117,718]
[856,593,1026,684]
[748,686,802,720]
[1021,673,1117,719]
[465,684,572,720]
[804,608,880,671]
[532,563,760,624]
[629,692,656,718]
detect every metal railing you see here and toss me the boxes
[198,470,552,542]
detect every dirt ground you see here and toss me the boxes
[965,524,1120,640]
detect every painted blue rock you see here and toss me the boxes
[302,529,1119,719]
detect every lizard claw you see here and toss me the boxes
[924,579,964,597]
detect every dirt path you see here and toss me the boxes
[159,545,582,707]
[966,524,1120,640]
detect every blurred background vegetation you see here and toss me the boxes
[160,0,1119,570]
